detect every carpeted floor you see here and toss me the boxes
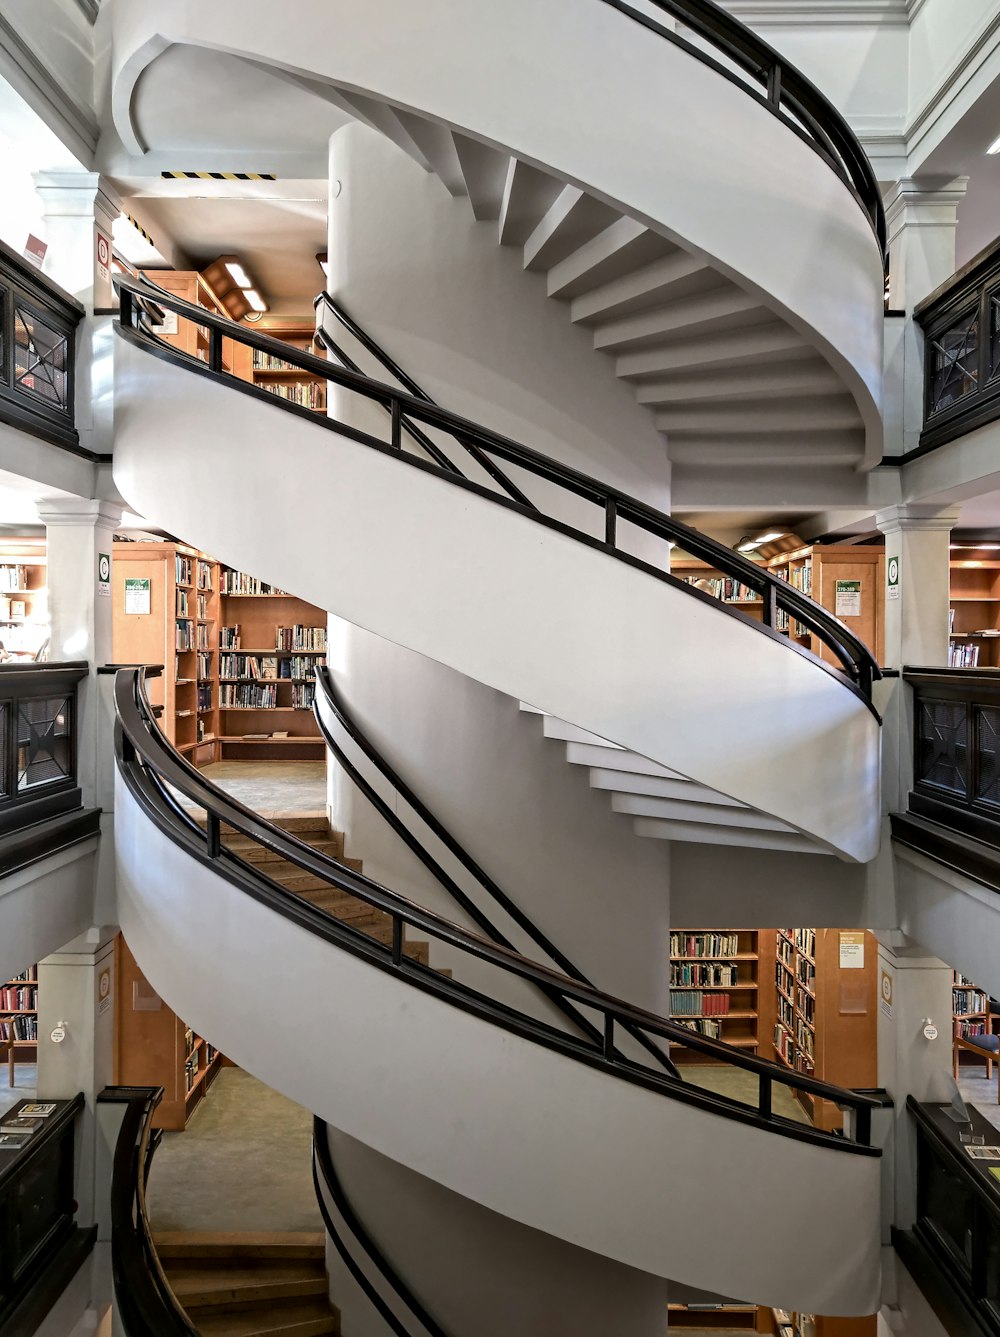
[958,1064,1000,1133]
[676,1063,811,1125]
[0,1062,37,1120]
[147,1068,321,1233]
[178,760,327,814]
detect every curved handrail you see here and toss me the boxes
[313,664,679,1077]
[115,274,881,708]
[103,1086,199,1337]
[313,1117,448,1337]
[314,295,535,510]
[597,0,885,263]
[115,666,881,1153]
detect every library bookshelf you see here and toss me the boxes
[669,930,762,1059]
[953,971,994,1076]
[0,965,37,1087]
[673,542,884,667]
[950,546,1000,667]
[114,935,224,1131]
[113,541,327,765]
[0,538,48,660]
[250,323,327,413]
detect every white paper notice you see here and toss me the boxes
[835,579,862,618]
[124,577,150,615]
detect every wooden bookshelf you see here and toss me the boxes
[773,1309,875,1337]
[673,543,884,666]
[669,930,762,1059]
[950,546,1000,667]
[953,971,994,1076]
[768,928,877,1130]
[0,965,38,1086]
[114,936,224,1130]
[218,567,326,761]
[0,538,48,660]
[250,323,326,413]
[139,268,246,378]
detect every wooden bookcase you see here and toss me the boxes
[114,935,223,1131]
[218,566,326,761]
[950,546,1000,667]
[673,543,884,666]
[669,929,762,1060]
[767,928,877,1131]
[0,538,48,660]
[773,1309,875,1337]
[953,971,993,1075]
[0,964,37,1087]
[139,269,248,379]
[250,322,326,413]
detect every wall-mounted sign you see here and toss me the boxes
[97,552,111,598]
[23,234,47,270]
[880,967,894,1019]
[124,577,150,615]
[835,579,862,618]
[887,554,901,601]
[839,930,865,969]
[96,229,110,283]
[97,965,113,1017]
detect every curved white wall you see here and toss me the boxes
[113,341,881,860]
[0,841,99,985]
[115,774,882,1311]
[108,0,884,441]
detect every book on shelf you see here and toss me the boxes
[261,380,325,410]
[197,593,208,619]
[196,652,212,679]
[670,961,741,987]
[220,683,278,709]
[0,1116,41,1134]
[242,732,269,740]
[276,624,326,652]
[176,589,189,617]
[221,570,290,596]
[176,620,194,652]
[0,565,29,592]
[19,1103,55,1117]
[272,730,289,739]
[670,932,740,959]
[175,555,193,586]
[950,642,980,667]
[0,1016,38,1041]
[196,561,213,591]
[954,987,989,1015]
[674,1018,722,1039]
[669,990,732,1016]
[0,983,37,1010]
[0,1132,31,1150]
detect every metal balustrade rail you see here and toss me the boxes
[116,665,882,1154]
[115,273,881,708]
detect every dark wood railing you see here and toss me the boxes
[117,665,881,1155]
[895,1097,1000,1337]
[598,0,886,263]
[0,238,84,453]
[117,273,880,706]
[915,236,1000,455]
[0,662,89,836]
[903,667,1000,849]
[101,1086,198,1336]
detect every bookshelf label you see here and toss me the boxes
[97,964,113,1016]
[835,579,861,618]
[839,931,865,968]
[880,967,894,1019]
[887,554,900,601]
[97,552,110,597]
[124,577,151,615]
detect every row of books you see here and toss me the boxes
[276,625,326,652]
[954,988,989,1015]
[0,565,31,593]
[184,1054,199,1092]
[177,589,190,617]
[0,1015,38,1041]
[669,990,732,1015]
[958,1019,988,1039]
[798,987,815,1026]
[684,576,760,603]
[777,933,794,965]
[7,969,36,983]
[795,927,816,959]
[949,642,981,667]
[291,684,316,710]
[0,984,36,1010]
[220,625,240,650]
[253,350,298,371]
[221,570,289,596]
[669,962,742,987]
[218,654,325,681]
[197,623,211,650]
[796,1020,815,1059]
[774,1023,795,1066]
[774,607,809,639]
[198,593,209,620]
[797,956,816,990]
[196,561,213,591]
[674,1018,722,1039]
[670,932,741,959]
[197,685,213,711]
[778,993,794,1032]
[777,561,812,595]
[220,683,277,710]
[776,960,794,1002]
[197,653,212,679]
[175,554,193,586]
[263,381,325,410]
[176,620,195,652]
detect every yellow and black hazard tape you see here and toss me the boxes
[159,171,277,181]
[125,213,155,248]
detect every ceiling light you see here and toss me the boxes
[244,289,267,313]
[989,135,1000,155]
[225,261,252,290]
[951,543,1000,550]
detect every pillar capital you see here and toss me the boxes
[33,171,120,228]
[875,503,962,537]
[37,497,123,532]
[884,176,970,240]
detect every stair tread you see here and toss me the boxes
[192,1297,338,1337]
[169,1266,326,1307]
[154,1232,325,1260]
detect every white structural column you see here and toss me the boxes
[883,178,968,457]
[33,171,120,459]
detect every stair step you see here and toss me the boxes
[154,1233,325,1261]
[191,1297,338,1337]
[266,813,333,835]
[223,839,344,864]
[171,1270,327,1309]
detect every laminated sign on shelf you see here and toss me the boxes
[124,577,150,615]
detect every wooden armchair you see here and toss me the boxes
[954,1008,1000,1091]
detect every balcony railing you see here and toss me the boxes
[0,662,89,836]
[902,667,1000,851]
[895,1096,1000,1337]
[915,236,1000,455]
[0,238,84,453]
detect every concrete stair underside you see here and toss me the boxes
[317,94,868,477]
[155,1232,339,1336]
[520,706,825,855]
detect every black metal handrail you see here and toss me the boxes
[115,274,880,707]
[101,1086,198,1337]
[313,664,678,1078]
[0,237,87,455]
[904,666,1000,851]
[313,1118,448,1337]
[116,665,881,1153]
[598,0,885,262]
[914,235,1000,457]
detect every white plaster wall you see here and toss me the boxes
[0,0,96,128]
[0,839,99,985]
[895,843,1000,997]
[907,1,1000,127]
[109,0,885,430]
[115,774,883,1312]
[322,1127,670,1337]
[112,340,881,861]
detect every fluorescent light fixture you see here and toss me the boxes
[951,543,1000,550]
[225,261,252,289]
[737,541,758,553]
[988,135,1000,155]
[737,529,787,553]
[244,288,267,313]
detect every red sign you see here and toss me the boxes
[23,234,47,270]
